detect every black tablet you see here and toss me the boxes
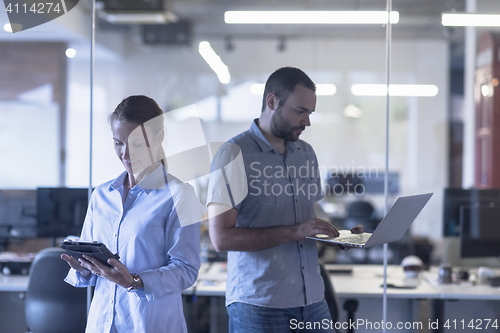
[60,240,120,267]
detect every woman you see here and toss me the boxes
[62,95,202,333]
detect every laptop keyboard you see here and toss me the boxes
[335,233,371,245]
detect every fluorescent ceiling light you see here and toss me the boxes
[199,41,231,85]
[351,84,439,97]
[250,84,337,96]
[225,11,399,24]
[98,11,177,24]
[442,14,500,27]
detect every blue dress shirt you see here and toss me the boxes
[65,164,202,333]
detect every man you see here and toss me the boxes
[207,67,340,332]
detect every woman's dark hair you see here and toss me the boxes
[109,95,167,166]
[261,67,316,112]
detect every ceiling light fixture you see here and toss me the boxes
[225,11,399,25]
[98,11,178,24]
[65,48,77,58]
[199,41,231,85]
[351,84,439,97]
[442,13,500,27]
[481,85,493,97]
[3,23,13,32]
[250,84,336,96]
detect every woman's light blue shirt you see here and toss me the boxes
[65,165,202,333]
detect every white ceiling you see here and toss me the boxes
[167,0,500,40]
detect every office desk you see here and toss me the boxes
[0,262,212,294]
[193,263,441,299]
[0,263,206,333]
[323,264,439,332]
[195,263,500,333]
[193,263,437,332]
[3,264,499,333]
[194,262,500,298]
[0,274,29,333]
[325,264,439,299]
[422,269,500,333]
[0,274,29,292]
[194,261,226,296]
[423,268,500,300]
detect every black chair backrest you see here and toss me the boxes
[25,247,87,333]
[347,201,374,218]
[319,263,339,325]
[345,200,379,233]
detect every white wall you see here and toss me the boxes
[0,102,59,188]
[65,55,127,188]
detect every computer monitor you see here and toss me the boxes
[442,188,500,236]
[326,172,399,196]
[459,204,500,258]
[0,190,37,239]
[36,188,90,238]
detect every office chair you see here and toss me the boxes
[319,263,339,328]
[25,247,87,333]
[346,201,374,219]
[343,299,359,333]
[344,201,379,233]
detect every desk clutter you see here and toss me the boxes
[423,265,500,288]
[0,252,35,276]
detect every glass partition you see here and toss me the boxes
[0,4,93,243]
[3,0,500,330]
[0,0,442,273]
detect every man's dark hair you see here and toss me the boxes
[261,67,316,112]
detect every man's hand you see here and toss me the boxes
[294,218,339,240]
[337,224,365,251]
[350,224,364,234]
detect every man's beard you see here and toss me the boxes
[271,108,305,142]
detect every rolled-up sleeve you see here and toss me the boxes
[64,192,98,288]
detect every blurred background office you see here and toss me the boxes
[1,0,500,332]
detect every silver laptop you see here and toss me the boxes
[307,193,433,248]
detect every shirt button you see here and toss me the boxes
[300,244,303,248]
[302,266,305,270]
[295,199,298,203]
[114,234,117,237]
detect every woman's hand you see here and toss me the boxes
[78,255,138,289]
[61,254,91,278]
